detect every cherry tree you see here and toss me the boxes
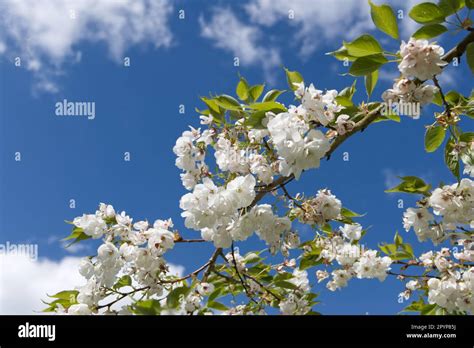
[44,0,474,315]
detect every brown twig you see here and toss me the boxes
[201,248,222,282]
[441,30,474,64]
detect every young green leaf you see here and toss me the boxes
[244,110,268,129]
[326,46,358,61]
[236,77,250,101]
[409,3,445,24]
[445,137,460,179]
[207,301,229,311]
[438,0,463,16]
[349,54,388,76]
[166,286,190,308]
[262,89,285,102]
[285,68,304,91]
[424,125,446,152]
[369,1,399,39]
[62,227,91,248]
[215,95,242,111]
[394,231,403,246]
[343,34,383,57]
[385,176,431,194]
[412,24,448,39]
[248,101,287,112]
[249,84,265,102]
[365,70,379,98]
[113,275,132,290]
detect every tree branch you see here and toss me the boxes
[201,247,222,282]
[250,105,384,208]
[441,30,474,64]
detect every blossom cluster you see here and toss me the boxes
[403,178,474,244]
[398,38,445,81]
[292,189,342,225]
[399,245,474,314]
[278,269,312,315]
[65,204,179,314]
[382,78,438,108]
[382,38,445,115]
[172,80,348,250]
[179,174,293,250]
[314,232,392,291]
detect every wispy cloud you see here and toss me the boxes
[199,7,281,80]
[0,0,173,92]
[245,0,373,58]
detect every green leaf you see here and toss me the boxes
[401,243,415,258]
[249,84,265,102]
[208,288,223,302]
[365,70,378,98]
[207,301,229,311]
[201,97,221,115]
[326,46,358,61]
[438,0,463,16]
[248,101,287,112]
[390,250,415,260]
[166,286,190,308]
[274,272,294,282]
[285,68,303,91]
[339,82,357,100]
[385,176,431,194]
[113,275,132,289]
[299,254,322,270]
[466,43,474,75]
[460,132,474,142]
[445,137,460,179]
[215,95,242,111]
[335,96,353,107]
[236,77,250,101]
[445,90,462,104]
[421,303,438,315]
[244,110,267,129]
[412,24,448,39]
[341,207,363,218]
[133,299,162,315]
[343,34,383,57]
[394,231,403,246]
[425,125,446,152]
[466,0,474,9]
[274,280,299,290]
[401,298,425,313]
[409,3,445,24]
[62,227,91,248]
[336,81,357,106]
[349,54,388,76]
[432,91,443,106]
[48,290,79,302]
[379,243,397,255]
[262,89,285,102]
[369,1,399,39]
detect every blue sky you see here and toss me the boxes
[0,0,472,314]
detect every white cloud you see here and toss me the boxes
[0,253,184,314]
[0,0,173,92]
[199,7,281,78]
[245,0,374,57]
